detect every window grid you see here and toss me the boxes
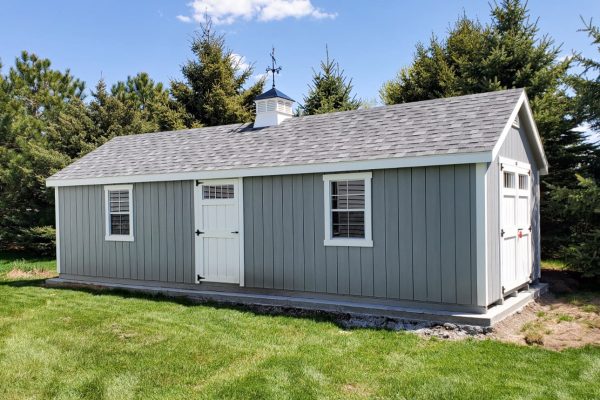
[108,189,131,236]
[203,184,235,199]
[330,180,366,239]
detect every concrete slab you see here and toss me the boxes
[45,277,548,327]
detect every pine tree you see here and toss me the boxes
[170,18,264,126]
[301,46,361,115]
[111,73,191,131]
[380,0,598,256]
[573,19,600,132]
[87,78,146,141]
[0,52,89,253]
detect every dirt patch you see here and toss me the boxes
[6,268,55,279]
[492,291,600,350]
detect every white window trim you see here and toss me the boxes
[104,184,134,242]
[323,172,373,247]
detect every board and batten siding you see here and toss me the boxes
[486,115,541,305]
[243,166,479,306]
[57,181,196,283]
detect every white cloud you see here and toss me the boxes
[179,0,336,25]
[176,15,192,23]
[558,54,574,62]
[253,72,269,82]
[229,53,251,72]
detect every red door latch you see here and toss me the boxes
[518,230,523,238]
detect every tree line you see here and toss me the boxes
[0,1,598,275]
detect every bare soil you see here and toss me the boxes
[492,292,600,350]
[491,269,600,350]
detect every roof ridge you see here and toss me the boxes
[293,88,524,122]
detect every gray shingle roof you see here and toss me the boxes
[48,89,523,182]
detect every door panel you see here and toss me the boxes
[500,161,532,293]
[195,180,241,284]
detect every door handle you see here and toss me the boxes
[231,231,239,234]
[195,229,204,236]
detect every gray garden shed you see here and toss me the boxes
[46,87,548,322]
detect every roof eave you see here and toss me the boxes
[490,90,549,175]
[46,150,493,187]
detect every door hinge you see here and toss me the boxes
[500,229,505,237]
[197,274,205,282]
[195,229,204,236]
[500,163,504,171]
[529,225,532,232]
[195,180,203,187]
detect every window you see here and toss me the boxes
[503,172,515,189]
[105,185,133,241]
[203,184,235,199]
[518,174,528,190]
[323,172,372,247]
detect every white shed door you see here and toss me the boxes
[500,161,532,293]
[195,180,241,284]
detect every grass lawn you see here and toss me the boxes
[0,254,599,399]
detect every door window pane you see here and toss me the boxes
[518,174,528,190]
[203,184,234,199]
[503,172,515,188]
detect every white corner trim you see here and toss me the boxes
[491,91,548,175]
[54,188,60,274]
[104,184,134,242]
[237,177,245,287]
[323,172,373,248]
[476,163,488,306]
[46,151,492,187]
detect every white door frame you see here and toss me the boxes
[499,157,532,294]
[193,178,245,286]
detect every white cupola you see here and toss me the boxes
[253,87,294,128]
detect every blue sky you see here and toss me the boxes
[1,1,598,104]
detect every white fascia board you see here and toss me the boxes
[491,91,549,175]
[46,151,492,187]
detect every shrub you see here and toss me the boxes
[19,226,56,257]
[548,175,600,278]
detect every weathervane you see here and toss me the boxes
[266,46,282,89]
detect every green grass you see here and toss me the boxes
[541,259,568,271]
[1,255,600,399]
[0,252,56,274]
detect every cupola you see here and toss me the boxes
[253,87,294,128]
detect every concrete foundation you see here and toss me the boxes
[45,277,547,327]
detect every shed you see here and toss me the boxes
[46,88,548,324]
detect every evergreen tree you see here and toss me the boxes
[171,18,264,126]
[87,78,145,141]
[573,19,600,132]
[0,52,89,253]
[380,0,598,256]
[111,73,191,131]
[301,46,360,115]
